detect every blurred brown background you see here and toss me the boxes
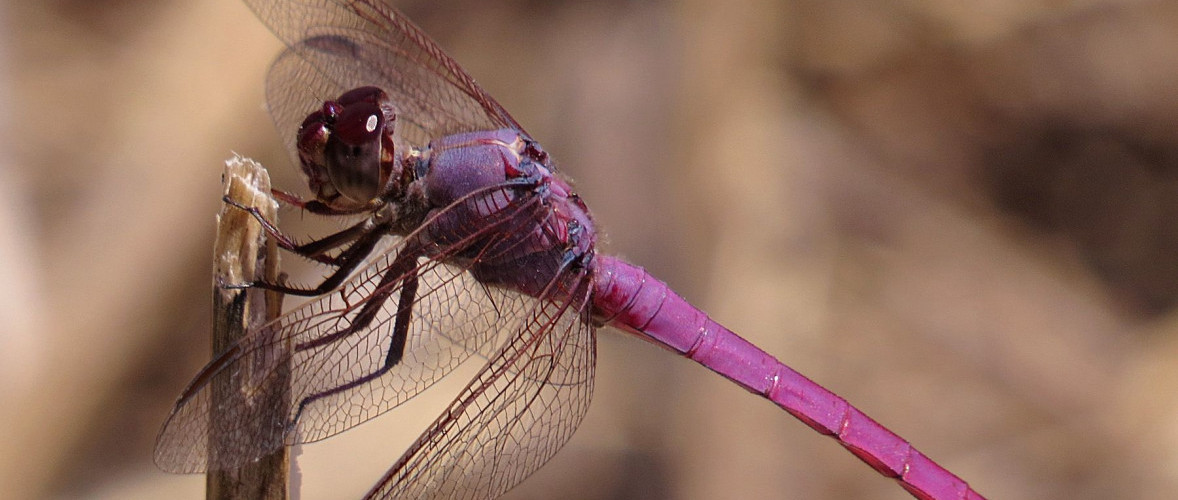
[3,0,1178,498]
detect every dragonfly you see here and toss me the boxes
[154,1,984,499]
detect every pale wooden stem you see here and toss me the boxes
[207,156,288,500]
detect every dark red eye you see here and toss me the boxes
[322,100,342,120]
[333,101,383,146]
[338,86,388,106]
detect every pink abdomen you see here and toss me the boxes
[590,255,983,500]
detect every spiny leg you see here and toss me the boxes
[271,188,377,216]
[236,220,390,297]
[222,195,371,266]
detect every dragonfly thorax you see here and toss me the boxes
[421,128,537,208]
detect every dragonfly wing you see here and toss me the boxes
[365,268,596,500]
[154,188,546,473]
[257,0,525,159]
[263,46,343,169]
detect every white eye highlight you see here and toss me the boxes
[366,114,379,133]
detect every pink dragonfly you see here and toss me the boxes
[154,1,984,499]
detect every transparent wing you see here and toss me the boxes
[263,46,342,168]
[254,0,526,159]
[154,186,547,473]
[365,266,596,500]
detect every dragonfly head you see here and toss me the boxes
[297,86,400,211]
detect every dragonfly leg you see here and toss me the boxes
[234,218,392,297]
[222,195,369,266]
[271,188,377,216]
[286,254,421,431]
[282,221,373,266]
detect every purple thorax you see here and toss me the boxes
[296,87,596,299]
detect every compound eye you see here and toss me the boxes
[334,101,383,145]
[337,86,388,106]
